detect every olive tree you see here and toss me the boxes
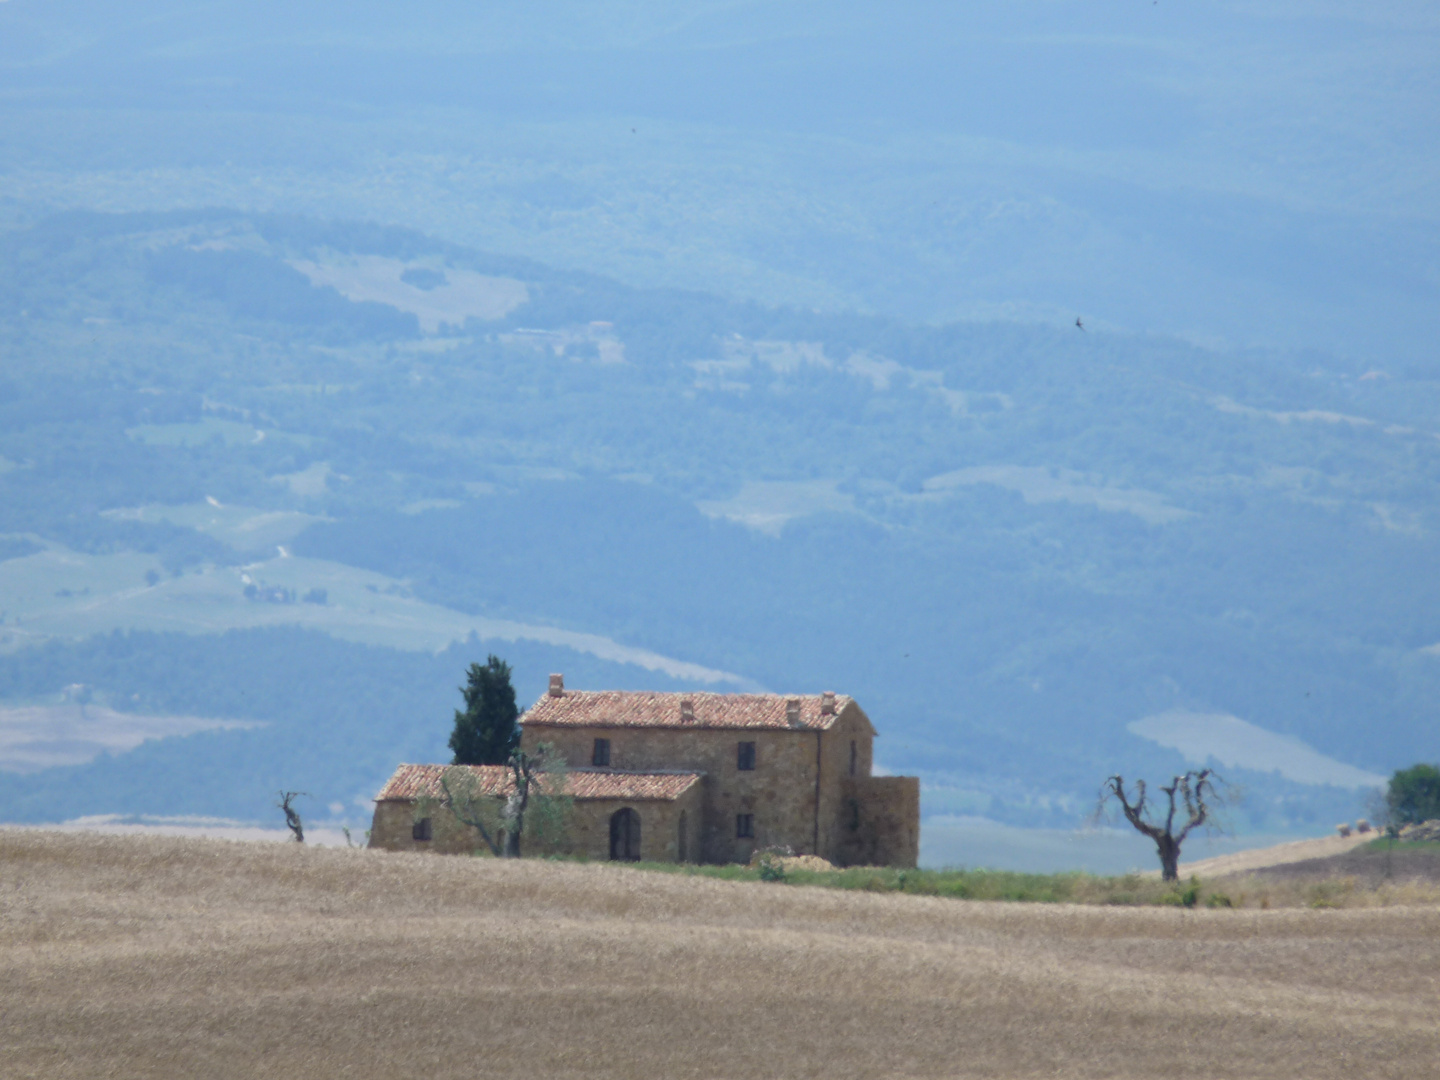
[415,746,571,858]
[1098,769,1230,882]
[501,747,573,857]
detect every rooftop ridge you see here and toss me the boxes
[568,766,708,776]
[521,686,864,733]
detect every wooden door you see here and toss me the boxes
[609,807,641,861]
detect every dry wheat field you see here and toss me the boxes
[2,831,1438,1079]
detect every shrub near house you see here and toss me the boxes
[371,676,919,866]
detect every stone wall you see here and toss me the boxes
[833,776,920,868]
[521,701,885,864]
[814,704,874,863]
[523,723,836,863]
[558,787,703,862]
[369,786,704,863]
[371,798,501,856]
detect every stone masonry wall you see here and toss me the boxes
[523,724,827,863]
[815,704,875,863]
[833,775,920,868]
[558,788,703,862]
[369,785,704,862]
[371,799,501,856]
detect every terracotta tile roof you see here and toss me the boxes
[566,770,701,800]
[522,690,858,731]
[375,763,701,802]
[376,764,513,801]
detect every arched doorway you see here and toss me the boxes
[610,807,641,861]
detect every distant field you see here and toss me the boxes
[0,703,258,772]
[0,537,745,684]
[2,832,1437,1079]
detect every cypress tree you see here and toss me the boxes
[448,655,520,765]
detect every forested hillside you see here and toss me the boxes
[0,210,1436,834]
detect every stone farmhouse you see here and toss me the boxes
[371,676,919,867]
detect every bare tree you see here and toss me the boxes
[276,791,307,843]
[1098,770,1228,881]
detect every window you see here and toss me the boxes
[412,817,432,842]
[737,741,756,771]
[592,738,611,767]
[736,813,755,839]
[849,739,857,777]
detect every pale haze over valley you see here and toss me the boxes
[1,1,1436,870]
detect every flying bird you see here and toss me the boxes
[1075,316,1085,331]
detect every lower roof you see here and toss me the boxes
[375,763,702,803]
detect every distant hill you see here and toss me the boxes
[0,210,1437,834]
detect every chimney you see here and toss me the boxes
[785,698,801,724]
[548,673,564,697]
[680,698,695,723]
[820,691,836,715]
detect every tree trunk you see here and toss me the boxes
[502,787,525,858]
[1156,835,1180,882]
[502,755,535,858]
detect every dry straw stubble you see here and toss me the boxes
[1,830,1438,1079]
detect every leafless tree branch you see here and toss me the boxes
[1097,769,1228,881]
[277,791,307,843]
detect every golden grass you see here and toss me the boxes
[632,858,1440,909]
[3,831,1438,1079]
[1203,872,1440,910]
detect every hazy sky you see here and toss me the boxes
[2,1,1436,355]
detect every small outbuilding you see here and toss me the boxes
[370,762,704,862]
